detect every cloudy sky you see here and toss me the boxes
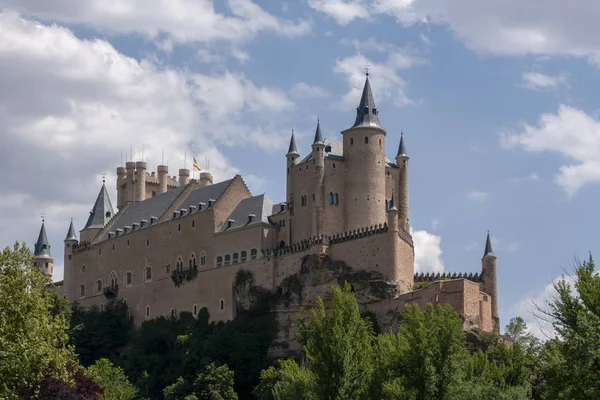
[2,0,599,337]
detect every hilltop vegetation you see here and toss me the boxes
[1,242,599,399]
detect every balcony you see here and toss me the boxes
[171,266,198,287]
[103,284,118,299]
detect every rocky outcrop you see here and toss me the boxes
[234,253,400,358]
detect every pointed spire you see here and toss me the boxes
[351,74,381,129]
[64,219,78,242]
[388,193,397,211]
[83,182,115,230]
[312,119,324,145]
[287,129,299,156]
[34,220,52,259]
[397,132,408,157]
[483,231,494,257]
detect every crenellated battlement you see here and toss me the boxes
[414,271,482,283]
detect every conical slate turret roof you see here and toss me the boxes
[483,231,494,257]
[388,193,397,211]
[83,182,114,230]
[64,219,78,242]
[287,130,299,155]
[34,221,52,259]
[351,74,381,129]
[397,133,407,157]
[313,119,324,145]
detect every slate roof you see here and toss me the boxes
[271,202,286,216]
[99,186,185,241]
[178,179,233,212]
[287,131,299,155]
[64,219,77,242]
[219,194,275,232]
[397,133,407,157]
[34,221,52,259]
[483,231,494,257]
[83,183,115,230]
[351,75,382,129]
[313,120,324,144]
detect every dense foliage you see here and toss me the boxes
[2,240,600,399]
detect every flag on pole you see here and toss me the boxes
[193,157,201,171]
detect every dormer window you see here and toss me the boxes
[105,211,111,218]
[325,145,332,153]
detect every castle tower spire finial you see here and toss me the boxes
[34,219,51,259]
[64,218,78,242]
[483,230,494,257]
[312,119,324,145]
[397,131,408,157]
[351,72,381,129]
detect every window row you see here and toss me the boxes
[349,137,382,145]
[216,249,258,268]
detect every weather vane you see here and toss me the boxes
[365,63,370,76]
[41,213,45,223]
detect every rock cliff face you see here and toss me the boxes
[234,253,401,358]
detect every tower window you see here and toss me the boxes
[350,138,354,145]
[145,267,152,282]
[178,224,181,232]
[387,171,391,176]
[220,299,224,311]
[98,248,102,256]
[112,244,115,250]
[312,194,315,201]
[250,249,257,260]
[127,239,130,247]
[79,284,86,298]
[125,272,132,286]
[225,254,231,266]
[216,256,223,267]
[364,137,369,144]
[329,192,334,205]
[68,255,71,260]
[146,306,150,318]
[193,304,198,316]
[192,220,195,228]
[96,279,102,293]
[334,193,339,205]
[379,139,382,146]
[332,163,336,169]
[81,265,86,273]
[146,239,150,247]
[241,251,247,263]
[200,252,206,266]
[233,253,239,264]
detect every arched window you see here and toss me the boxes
[279,241,285,249]
[125,272,132,287]
[233,253,239,264]
[334,193,339,205]
[220,299,224,311]
[200,252,206,266]
[79,284,86,298]
[241,251,247,263]
[96,279,102,294]
[224,254,231,266]
[145,267,152,282]
[329,192,334,205]
[193,304,198,316]
[216,256,223,267]
[364,136,369,144]
[81,265,86,273]
[177,257,183,272]
[190,253,197,268]
[109,272,117,289]
[250,249,257,260]
[145,306,150,319]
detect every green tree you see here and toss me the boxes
[505,317,540,354]
[0,242,77,399]
[296,282,374,400]
[85,358,137,400]
[192,363,238,400]
[535,255,600,399]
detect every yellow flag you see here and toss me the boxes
[193,158,201,171]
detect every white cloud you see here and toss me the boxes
[307,0,370,25]
[431,218,440,231]
[0,13,297,278]
[501,105,600,196]
[520,72,568,90]
[467,190,490,202]
[411,228,445,273]
[0,0,311,45]
[311,0,600,66]
[290,82,328,99]
[511,172,540,183]
[419,33,432,46]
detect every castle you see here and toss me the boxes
[34,74,499,334]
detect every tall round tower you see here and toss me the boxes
[481,232,499,333]
[342,74,387,231]
[157,165,169,194]
[116,166,127,209]
[311,120,325,236]
[179,168,190,186]
[286,130,300,243]
[125,161,135,205]
[135,161,147,202]
[63,219,78,300]
[395,133,410,231]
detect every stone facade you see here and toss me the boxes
[37,74,499,338]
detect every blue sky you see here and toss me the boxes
[1,0,599,337]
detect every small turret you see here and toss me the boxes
[198,172,213,188]
[311,120,325,235]
[311,119,325,168]
[286,130,299,242]
[481,231,499,333]
[395,133,410,231]
[179,168,190,186]
[34,220,53,277]
[125,161,135,205]
[135,161,147,202]
[116,166,127,210]
[157,165,169,194]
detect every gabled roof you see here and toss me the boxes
[64,219,77,242]
[83,183,115,230]
[219,194,275,232]
[179,179,234,211]
[34,221,52,259]
[351,74,382,129]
